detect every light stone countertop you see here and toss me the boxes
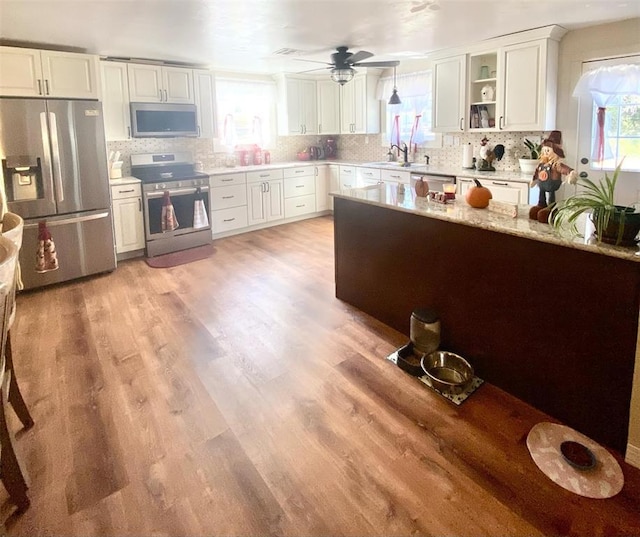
[109,176,141,186]
[204,161,534,183]
[331,182,640,263]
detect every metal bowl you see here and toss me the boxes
[420,351,474,395]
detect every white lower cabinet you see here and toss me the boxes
[211,172,248,234]
[380,168,410,185]
[284,166,316,218]
[357,167,381,186]
[247,169,285,226]
[315,165,330,212]
[339,165,357,189]
[111,179,144,255]
[458,177,529,205]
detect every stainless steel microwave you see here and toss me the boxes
[130,102,198,138]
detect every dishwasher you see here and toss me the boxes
[409,172,456,193]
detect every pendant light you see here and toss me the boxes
[388,66,401,105]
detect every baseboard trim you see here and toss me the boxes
[626,443,640,469]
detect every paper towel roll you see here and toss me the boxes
[462,143,474,168]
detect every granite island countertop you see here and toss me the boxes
[331,182,640,263]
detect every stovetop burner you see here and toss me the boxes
[130,151,208,184]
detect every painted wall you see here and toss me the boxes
[554,17,640,467]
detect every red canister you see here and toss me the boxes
[264,151,271,164]
[239,150,250,166]
[253,147,263,165]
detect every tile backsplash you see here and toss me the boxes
[108,130,544,176]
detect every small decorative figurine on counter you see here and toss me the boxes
[529,131,578,223]
[476,136,505,171]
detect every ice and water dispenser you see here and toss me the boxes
[2,156,42,202]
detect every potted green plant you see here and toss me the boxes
[550,163,640,246]
[518,138,542,174]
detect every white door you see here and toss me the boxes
[194,69,216,137]
[41,51,99,99]
[576,55,640,206]
[315,165,329,212]
[266,180,285,221]
[432,54,466,132]
[128,64,163,102]
[101,61,131,141]
[501,41,545,131]
[340,81,355,133]
[317,79,340,135]
[351,75,368,133]
[285,78,303,134]
[299,79,317,135]
[162,67,194,103]
[247,182,267,225]
[113,197,145,253]
[0,46,43,97]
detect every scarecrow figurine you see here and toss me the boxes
[529,130,578,223]
[35,221,59,273]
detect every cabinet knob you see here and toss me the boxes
[580,157,589,165]
[579,171,588,178]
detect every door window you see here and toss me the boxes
[576,56,640,205]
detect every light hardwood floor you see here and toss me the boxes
[2,215,640,536]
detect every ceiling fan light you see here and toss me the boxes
[331,67,355,85]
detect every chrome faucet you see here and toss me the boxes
[390,143,408,165]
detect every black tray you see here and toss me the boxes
[396,342,425,376]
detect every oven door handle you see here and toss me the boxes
[145,186,209,199]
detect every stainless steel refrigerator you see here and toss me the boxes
[0,99,116,290]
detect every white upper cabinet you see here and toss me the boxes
[127,64,194,103]
[433,25,565,133]
[193,69,217,138]
[100,61,131,140]
[0,46,99,99]
[499,39,558,131]
[317,79,340,135]
[432,54,467,133]
[276,75,317,135]
[340,72,380,134]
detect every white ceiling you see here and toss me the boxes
[0,0,638,74]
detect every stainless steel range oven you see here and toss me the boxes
[131,152,211,257]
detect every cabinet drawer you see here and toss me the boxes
[111,183,141,200]
[357,167,381,183]
[211,184,247,210]
[210,172,246,187]
[284,194,316,218]
[246,168,284,183]
[485,180,529,205]
[284,176,315,198]
[212,205,248,233]
[381,169,410,184]
[283,166,313,179]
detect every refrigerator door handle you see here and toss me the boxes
[23,211,110,229]
[40,111,56,199]
[48,112,65,203]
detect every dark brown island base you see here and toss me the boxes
[332,184,640,454]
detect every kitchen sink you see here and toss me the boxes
[363,161,412,167]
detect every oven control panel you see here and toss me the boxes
[145,177,209,191]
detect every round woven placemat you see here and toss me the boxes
[526,422,624,499]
